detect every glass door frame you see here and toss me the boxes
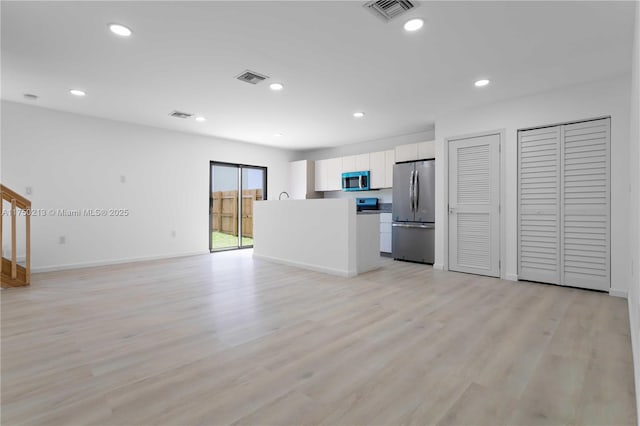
[209,161,267,252]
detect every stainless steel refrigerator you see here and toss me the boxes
[392,160,435,264]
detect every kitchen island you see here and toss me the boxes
[253,199,380,277]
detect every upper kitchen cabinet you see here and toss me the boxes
[356,154,370,171]
[395,141,435,162]
[418,141,435,160]
[327,157,343,191]
[315,157,343,192]
[290,160,320,199]
[342,154,370,173]
[342,155,357,173]
[370,150,394,189]
[314,159,328,191]
[385,150,394,187]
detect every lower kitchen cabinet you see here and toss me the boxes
[380,213,392,253]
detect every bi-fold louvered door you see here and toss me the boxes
[518,118,610,291]
[562,120,610,290]
[518,126,561,285]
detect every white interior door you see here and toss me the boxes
[561,118,610,291]
[517,118,610,291]
[518,126,561,284]
[448,134,500,277]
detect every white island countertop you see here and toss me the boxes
[253,199,380,277]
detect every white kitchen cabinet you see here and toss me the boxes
[380,213,392,253]
[395,141,435,162]
[384,149,394,187]
[369,151,385,189]
[418,141,435,160]
[342,155,357,173]
[290,160,319,199]
[315,157,344,192]
[356,153,370,171]
[342,154,369,173]
[370,150,395,189]
[326,157,343,191]
[395,143,418,162]
[314,159,328,191]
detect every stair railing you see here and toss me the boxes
[1,185,31,287]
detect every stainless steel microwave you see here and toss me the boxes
[342,171,370,191]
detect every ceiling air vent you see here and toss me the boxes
[236,70,269,85]
[364,0,417,22]
[169,110,193,119]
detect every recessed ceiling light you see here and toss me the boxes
[269,83,284,91]
[195,116,206,122]
[404,18,424,32]
[353,112,365,118]
[69,89,86,97]
[274,133,283,137]
[474,79,490,87]
[109,23,133,37]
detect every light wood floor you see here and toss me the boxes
[1,251,636,426]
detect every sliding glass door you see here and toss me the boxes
[210,162,266,251]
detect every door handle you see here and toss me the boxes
[409,170,415,212]
[414,170,420,211]
[449,207,456,215]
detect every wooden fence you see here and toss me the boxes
[211,189,263,238]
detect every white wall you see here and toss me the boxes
[627,3,640,423]
[1,101,295,271]
[434,75,631,296]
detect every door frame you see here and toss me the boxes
[209,161,268,252]
[442,129,506,279]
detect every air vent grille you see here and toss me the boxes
[169,110,193,119]
[364,0,416,21]
[236,70,269,85]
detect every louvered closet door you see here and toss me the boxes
[518,126,561,284]
[449,134,500,277]
[562,118,610,291]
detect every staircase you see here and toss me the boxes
[1,185,31,288]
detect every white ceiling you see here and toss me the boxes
[1,1,635,150]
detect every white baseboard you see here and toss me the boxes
[31,250,210,273]
[609,288,628,298]
[504,273,518,282]
[253,253,355,277]
[433,263,444,271]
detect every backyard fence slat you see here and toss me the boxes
[211,189,262,239]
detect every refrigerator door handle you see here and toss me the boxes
[414,169,420,212]
[409,169,415,212]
